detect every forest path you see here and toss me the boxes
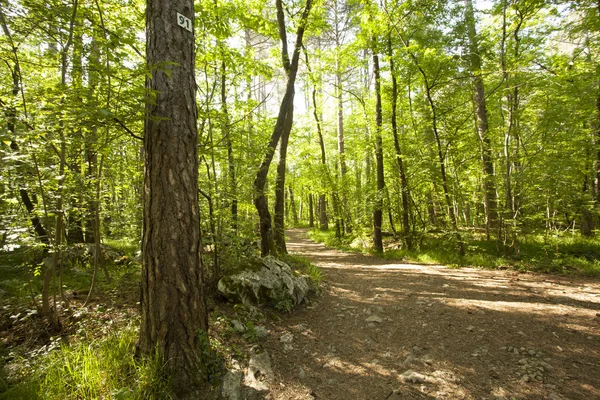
[261,229,600,400]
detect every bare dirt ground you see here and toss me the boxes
[262,229,600,400]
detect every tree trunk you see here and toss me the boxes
[372,39,384,253]
[387,35,412,250]
[303,44,330,231]
[308,193,314,228]
[221,60,237,233]
[333,1,352,233]
[501,0,523,257]
[274,99,293,254]
[254,0,313,256]
[289,187,299,226]
[140,0,208,395]
[465,0,498,236]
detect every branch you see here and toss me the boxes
[113,117,143,140]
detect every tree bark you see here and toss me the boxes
[372,39,384,253]
[254,0,313,256]
[308,193,314,227]
[387,35,412,249]
[273,99,293,254]
[140,0,208,395]
[465,0,498,236]
[221,60,237,232]
[289,187,299,226]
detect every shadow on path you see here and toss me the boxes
[261,229,600,400]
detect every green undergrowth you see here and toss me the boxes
[0,325,173,400]
[281,253,323,284]
[309,228,600,276]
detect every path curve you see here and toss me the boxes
[262,229,600,400]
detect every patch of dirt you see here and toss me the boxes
[262,229,600,400]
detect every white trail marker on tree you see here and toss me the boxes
[177,12,192,32]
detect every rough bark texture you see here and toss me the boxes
[465,0,498,235]
[372,44,384,253]
[274,99,293,254]
[140,0,208,395]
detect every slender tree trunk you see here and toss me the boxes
[140,0,208,394]
[289,187,299,226]
[387,35,412,249]
[308,193,314,228]
[372,39,384,253]
[303,45,330,231]
[254,0,312,256]
[85,34,100,244]
[221,60,237,232]
[594,1,600,204]
[333,1,352,233]
[396,28,464,254]
[465,0,498,237]
[501,1,524,256]
[274,99,293,254]
[0,11,51,253]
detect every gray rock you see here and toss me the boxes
[254,326,268,338]
[298,367,306,379]
[402,355,416,366]
[400,370,428,384]
[365,315,383,323]
[280,332,294,343]
[244,349,273,393]
[221,370,243,400]
[231,319,246,333]
[218,256,313,309]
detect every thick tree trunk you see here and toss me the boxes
[465,0,498,236]
[372,43,384,253]
[140,0,208,395]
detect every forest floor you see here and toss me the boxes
[260,229,600,400]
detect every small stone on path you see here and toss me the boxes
[366,315,383,323]
[280,332,294,343]
[400,369,428,384]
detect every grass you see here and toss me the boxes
[281,253,323,284]
[309,228,600,276]
[0,325,174,400]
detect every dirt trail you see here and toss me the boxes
[262,229,600,400]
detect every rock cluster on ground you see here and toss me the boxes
[221,348,275,400]
[217,256,313,310]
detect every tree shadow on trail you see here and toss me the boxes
[262,229,600,400]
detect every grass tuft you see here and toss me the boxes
[1,325,173,400]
